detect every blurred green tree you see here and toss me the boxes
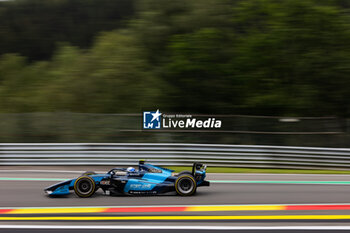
[0,0,135,60]
[0,0,349,117]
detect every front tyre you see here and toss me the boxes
[175,175,197,196]
[74,176,96,198]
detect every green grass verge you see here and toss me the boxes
[164,166,350,174]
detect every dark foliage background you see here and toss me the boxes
[0,0,350,145]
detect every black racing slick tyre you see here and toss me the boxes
[82,171,96,176]
[74,176,96,198]
[175,174,197,196]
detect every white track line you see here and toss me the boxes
[1,225,350,230]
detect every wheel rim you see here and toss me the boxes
[77,179,93,194]
[178,177,194,194]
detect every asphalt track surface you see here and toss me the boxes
[1,170,350,207]
[2,168,350,232]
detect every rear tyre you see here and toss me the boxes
[175,175,197,196]
[176,171,192,177]
[74,176,96,198]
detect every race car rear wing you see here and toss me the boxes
[192,162,207,175]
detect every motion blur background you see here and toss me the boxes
[2,3,350,231]
[0,0,349,147]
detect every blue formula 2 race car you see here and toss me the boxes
[45,161,209,197]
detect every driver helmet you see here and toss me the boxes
[127,167,136,172]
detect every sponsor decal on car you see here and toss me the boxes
[100,180,110,185]
[130,184,152,189]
